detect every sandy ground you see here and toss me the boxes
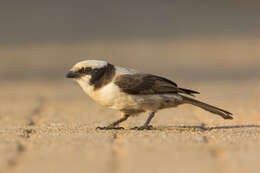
[0,79,260,173]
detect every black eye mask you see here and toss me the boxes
[78,67,92,74]
[88,63,116,90]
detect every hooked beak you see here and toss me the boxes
[66,71,80,78]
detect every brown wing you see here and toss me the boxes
[114,74,199,96]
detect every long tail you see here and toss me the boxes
[181,95,233,119]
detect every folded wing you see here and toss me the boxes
[114,74,199,96]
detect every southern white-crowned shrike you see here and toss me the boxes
[66,60,233,130]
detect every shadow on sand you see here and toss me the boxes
[154,124,260,131]
[96,124,260,131]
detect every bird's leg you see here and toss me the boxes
[131,112,155,130]
[96,114,129,130]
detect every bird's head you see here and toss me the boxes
[66,60,108,79]
[66,60,115,89]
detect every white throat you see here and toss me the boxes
[76,76,95,96]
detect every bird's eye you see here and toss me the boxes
[84,67,92,73]
[78,67,92,74]
[78,68,85,73]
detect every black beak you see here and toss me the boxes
[66,71,80,78]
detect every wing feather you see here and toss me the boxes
[114,74,199,96]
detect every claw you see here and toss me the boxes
[131,125,154,130]
[96,126,125,130]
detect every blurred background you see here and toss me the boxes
[1,2,260,173]
[1,0,260,81]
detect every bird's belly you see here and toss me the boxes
[95,92,137,110]
[91,83,140,110]
[130,94,183,111]
[96,92,182,113]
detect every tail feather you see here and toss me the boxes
[181,95,233,119]
[179,88,200,97]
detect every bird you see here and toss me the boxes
[66,60,233,130]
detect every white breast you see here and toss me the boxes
[93,83,138,110]
[76,77,137,110]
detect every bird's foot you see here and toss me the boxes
[131,125,154,130]
[96,126,125,130]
